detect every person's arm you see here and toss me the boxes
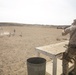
[62,27,71,36]
[62,29,66,36]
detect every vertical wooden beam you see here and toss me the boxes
[52,56,57,75]
[73,57,76,75]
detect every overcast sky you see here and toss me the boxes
[0,0,76,25]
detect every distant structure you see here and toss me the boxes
[19,32,22,37]
[14,29,16,33]
[57,25,70,29]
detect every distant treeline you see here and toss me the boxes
[0,22,70,29]
[0,22,26,26]
[0,22,47,26]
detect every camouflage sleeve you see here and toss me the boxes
[64,25,76,34]
[64,27,71,34]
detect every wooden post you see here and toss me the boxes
[73,57,76,75]
[52,56,57,75]
[62,53,69,75]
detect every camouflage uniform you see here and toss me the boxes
[62,20,76,75]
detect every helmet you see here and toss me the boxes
[72,19,76,25]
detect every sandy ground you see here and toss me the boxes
[0,25,69,75]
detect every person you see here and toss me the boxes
[62,19,76,75]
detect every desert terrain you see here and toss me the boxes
[0,24,69,75]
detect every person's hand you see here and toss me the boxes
[62,29,65,36]
[62,29,64,33]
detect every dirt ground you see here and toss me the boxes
[0,25,69,75]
